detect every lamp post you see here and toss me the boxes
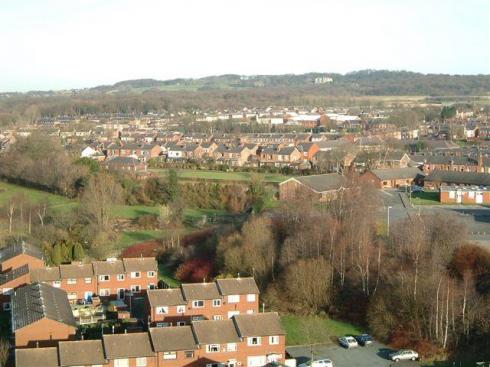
[387,206,392,237]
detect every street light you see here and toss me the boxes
[387,206,392,237]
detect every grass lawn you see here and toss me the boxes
[158,263,181,288]
[118,230,163,249]
[0,181,75,211]
[150,168,288,183]
[411,191,440,205]
[281,314,365,346]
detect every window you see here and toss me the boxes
[192,316,204,321]
[184,351,194,358]
[227,343,237,352]
[177,321,186,326]
[449,191,455,199]
[114,359,129,367]
[136,357,147,367]
[67,278,77,285]
[2,302,11,311]
[99,289,110,296]
[246,310,254,315]
[147,284,156,290]
[156,322,171,327]
[131,271,141,278]
[192,300,204,308]
[147,271,156,277]
[213,315,222,320]
[176,305,186,313]
[163,352,177,360]
[269,336,280,345]
[247,294,256,302]
[206,344,220,353]
[228,295,240,303]
[131,285,141,292]
[52,281,61,288]
[68,292,77,300]
[247,337,261,346]
[212,299,222,307]
[117,274,125,281]
[84,277,92,284]
[156,306,169,314]
[99,275,110,282]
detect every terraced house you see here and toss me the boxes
[146,277,260,326]
[15,312,285,367]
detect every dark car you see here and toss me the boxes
[355,334,374,346]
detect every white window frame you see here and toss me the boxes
[246,294,256,302]
[227,343,237,352]
[192,300,204,308]
[99,288,110,296]
[213,315,223,320]
[99,275,110,282]
[228,295,240,303]
[163,352,177,360]
[131,284,141,292]
[212,299,222,307]
[84,277,92,284]
[114,358,129,367]
[136,357,147,367]
[184,350,194,358]
[147,271,156,277]
[177,321,186,326]
[206,344,220,353]
[156,306,169,315]
[67,278,77,285]
[269,335,280,345]
[176,305,186,313]
[131,271,141,279]
[247,336,261,346]
[52,281,61,288]
[117,274,125,281]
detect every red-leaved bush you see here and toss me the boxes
[175,258,215,282]
[121,240,162,258]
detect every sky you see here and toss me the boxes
[1,0,489,92]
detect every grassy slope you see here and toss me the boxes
[150,168,288,183]
[281,314,365,346]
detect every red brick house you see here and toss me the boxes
[147,278,260,326]
[11,283,77,347]
[279,173,347,202]
[361,167,424,189]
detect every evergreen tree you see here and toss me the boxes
[51,243,62,265]
[72,242,85,261]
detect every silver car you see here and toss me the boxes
[389,349,419,362]
[338,336,359,348]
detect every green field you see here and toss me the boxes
[150,168,288,183]
[411,191,440,205]
[281,314,365,346]
[0,181,75,210]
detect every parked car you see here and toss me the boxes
[411,185,424,193]
[355,334,374,346]
[338,336,359,348]
[298,359,333,367]
[389,349,419,362]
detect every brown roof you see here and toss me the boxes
[59,263,94,279]
[192,319,241,344]
[30,267,61,282]
[149,326,197,352]
[216,277,259,296]
[15,347,59,367]
[147,289,186,307]
[93,259,125,275]
[233,312,285,337]
[181,282,221,301]
[103,332,155,359]
[58,340,107,366]
[123,257,158,272]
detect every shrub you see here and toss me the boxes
[175,258,214,282]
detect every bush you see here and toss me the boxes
[175,258,215,282]
[135,214,159,229]
[121,240,162,258]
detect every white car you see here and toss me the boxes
[298,359,333,367]
[389,349,419,362]
[338,336,359,348]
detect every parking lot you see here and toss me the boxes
[287,342,401,367]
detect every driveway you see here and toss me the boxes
[287,342,398,367]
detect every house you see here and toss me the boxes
[422,154,490,174]
[0,241,44,273]
[147,277,259,327]
[424,170,490,189]
[259,146,302,167]
[440,185,490,204]
[279,173,347,202]
[0,264,31,311]
[11,283,77,347]
[58,339,108,366]
[376,152,411,169]
[15,347,59,367]
[362,167,424,189]
[297,142,320,161]
[103,332,156,367]
[166,143,186,160]
[104,156,148,172]
[149,326,198,366]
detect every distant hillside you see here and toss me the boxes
[84,70,490,96]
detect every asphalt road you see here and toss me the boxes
[287,342,401,367]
